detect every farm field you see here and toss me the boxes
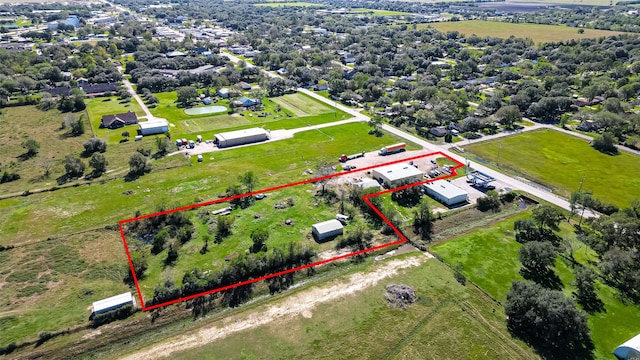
[423,21,625,44]
[431,211,640,360]
[252,1,324,7]
[0,122,416,246]
[170,257,537,359]
[463,129,640,207]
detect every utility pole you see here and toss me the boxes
[496,142,502,167]
[577,174,586,193]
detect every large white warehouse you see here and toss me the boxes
[214,128,269,148]
[139,119,169,136]
[423,179,468,206]
[371,163,423,188]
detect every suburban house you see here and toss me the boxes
[236,82,251,90]
[218,88,229,98]
[313,83,328,91]
[429,127,448,137]
[100,111,139,129]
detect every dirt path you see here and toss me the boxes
[119,255,428,360]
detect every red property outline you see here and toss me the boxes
[119,151,464,311]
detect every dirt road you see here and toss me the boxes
[119,255,428,360]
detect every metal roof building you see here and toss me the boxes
[214,128,269,148]
[423,179,468,206]
[615,333,640,360]
[139,119,169,136]
[91,292,133,318]
[371,163,423,188]
[312,219,344,242]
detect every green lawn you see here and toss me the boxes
[171,257,537,359]
[464,129,640,207]
[85,96,145,144]
[424,21,625,44]
[270,92,335,117]
[0,123,412,246]
[431,211,640,360]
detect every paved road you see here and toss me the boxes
[117,66,156,119]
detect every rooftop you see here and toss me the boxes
[423,179,467,199]
[92,292,132,313]
[215,127,268,141]
[374,163,423,182]
[312,219,343,233]
[139,119,169,129]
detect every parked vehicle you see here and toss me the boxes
[378,143,406,156]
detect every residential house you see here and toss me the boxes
[234,96,260,107]
[218,88,229,98]
[429,126,448,137]
[236,82,251,90]
[101,111,139,129]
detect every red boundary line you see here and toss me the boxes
[118,151,464,311]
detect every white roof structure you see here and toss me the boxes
[139,118,169,130]
[423,179,467,199]
[355,179,382,190]
[92,292,133,314]
[313,219,343,234]
[614,333,640,360]
[373,163,423,183]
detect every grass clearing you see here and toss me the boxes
[0,123,412,246]
[431,211,640,360]
[464,129,640,207]
[423,21,625,44]
[270,92,334,117]
[171,257,536,359]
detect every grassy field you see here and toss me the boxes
[148,91,347,140]
[0,229,131,346]
[85,96,145,144]
[351,8,411,15]
[0,122,413,246]
[424,21,624,44]
[171,257,537,359]
[252,1,324,7]
[431,211,640,360]
[464,129,640,207]
[509,0,619,5]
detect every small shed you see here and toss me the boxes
[91,292,133,319]
[217,88,229,98]
[423,179,468,206]
[371,163,423,188]
[139,119,169,136]
[214,128,269,148]
[312,219,343,242]
[615,333,640,360]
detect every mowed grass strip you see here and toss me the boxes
[270,92,334,117]
[170,258,536,360]
[431,211,640,360]
[464,129,640,207]
[423,20,625,44]
[0,123,415,245]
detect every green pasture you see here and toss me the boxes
[509,0,619,5]
[252,2,324,7]
[424,21,625,44]
[172,257,537,359]
[0,123,414,246]
[270,92,334,117]
[431,211,640,359]
[464,129,640,207]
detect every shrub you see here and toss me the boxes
[83,138,107,154]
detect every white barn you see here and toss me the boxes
[214,128,269,148]
[371,163,423,188]
[139,119,169,136]
[615,333,640,360]
[312,219,343,242]
[91,292,133,319]
[423,179,468,206]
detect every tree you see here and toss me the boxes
[151,229,169,254]
[532,205,564,232]
[476,190,501,212]
[505,281,594,359]
[572,266,604,313]
[64,155,85,178]
[70,116,85,136]
[215,215,234,242]
[22,138,40,157]
[250,227,269,253]
[591,132,618,155]
[368,115,383,136]
[83,138,107,154]
[413,199,434,240]
[155,136,172,156]
[37,158,54,178]
[495,105,522,129]
[89,152,108,175]
[239,171,259,193]
[129,152,151,176]
[314,162,334,195]
[176,86,198,105]
[391,182,422,207]
[126,251,148,282]
[519,241,558,284]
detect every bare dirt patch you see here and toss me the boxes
[119,255,428,360]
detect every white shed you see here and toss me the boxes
[423,179,468,206]
[214,128,269,148]
[371,163,423,188]
[615,333,640,360]
[312,219,343,242]
[91,292,133,319]
[139,119,169,136]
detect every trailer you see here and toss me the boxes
[339,151,365,163]
[378,143,406,156]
